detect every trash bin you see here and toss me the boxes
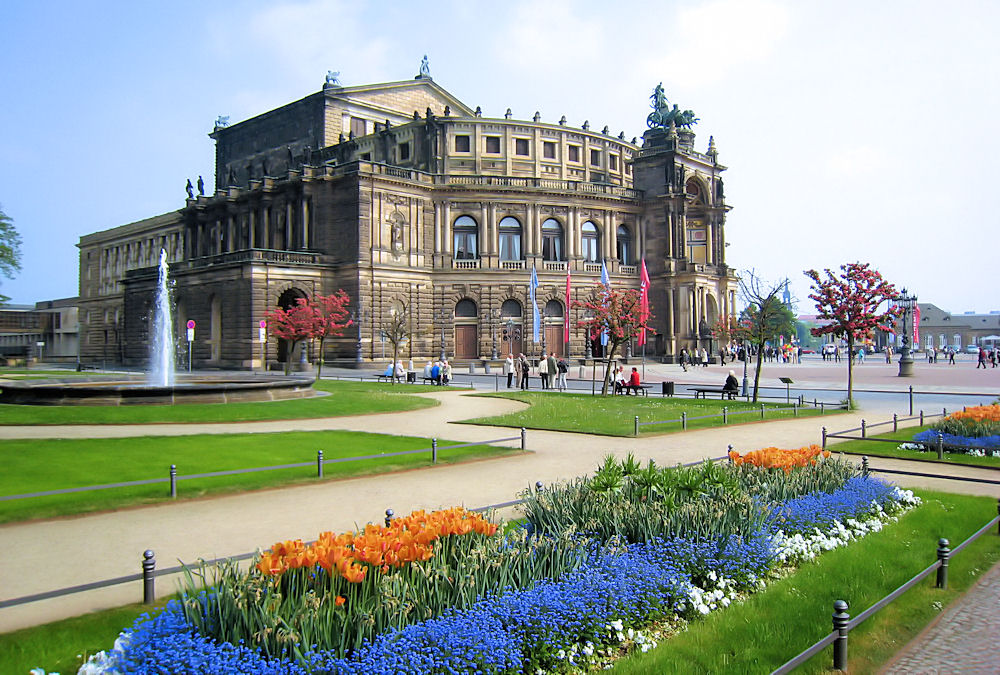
[661,381,675,397]
[406,371,416,384]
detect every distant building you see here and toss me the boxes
[0,298,79,363]
[917,304,1000,351]
[78,67,737,369]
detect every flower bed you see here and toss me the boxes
[912,403,1000,455]
[81,450,920,674]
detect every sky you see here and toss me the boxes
[2,0,997,314]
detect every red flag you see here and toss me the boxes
[564,267,571,342]
[638,259,650,346]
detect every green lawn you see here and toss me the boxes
[827,425,1000,469]
[0,379,437,425]
[613,490,1000,673]
[0,430,521,523]
[463,391,830,436]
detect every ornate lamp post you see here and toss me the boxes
[353,307,364,365]
[897,288,917,377]
[741,338,749,397]
[490,309,499,360]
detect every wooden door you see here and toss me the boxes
[455,325,478,359]
[544,325,565,357]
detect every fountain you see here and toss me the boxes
[149,249,175,387]
[0,249,316,405]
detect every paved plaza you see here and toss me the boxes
[0,354,997,671]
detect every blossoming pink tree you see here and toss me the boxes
[310,291,352,379]
[573,285,651,396]
[804,263,900,404]
[264,298,318,375]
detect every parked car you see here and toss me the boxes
[966,345,981,354]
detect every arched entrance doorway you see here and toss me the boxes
[543,300,565,356]
[275,288,308,365]
[500,299,523,356]
[454,299,479,359]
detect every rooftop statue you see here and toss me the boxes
[325,70,341,86]
[646,82,699,130]
[418,55,430,78]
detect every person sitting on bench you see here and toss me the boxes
[723,369,739,397]
[626,367,642,395]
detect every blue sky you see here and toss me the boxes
[2,0,997,313]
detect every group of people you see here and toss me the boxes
[503,352,570,391]
[677,347,711,372]
[612,365,644,395]
[381,360,407,382]
[422,359,453,385]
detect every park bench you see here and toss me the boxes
[689,386,737,400]
[623,384,651,396]
[376,372,404,383]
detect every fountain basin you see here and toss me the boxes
[0,374,318,406]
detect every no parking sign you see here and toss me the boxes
[259,319,267,343]
[186,320,195,342]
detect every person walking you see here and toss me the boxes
[948,348,956,365]
[885,345,892,364]
[700,347,709,368]
[679,348,689,372]
[504,353,514,388]
[977,347,987,369]
[539,354,550,390]
[519,353,530,390]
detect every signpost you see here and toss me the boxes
[186,320,195,372]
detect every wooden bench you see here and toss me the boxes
[624,384,651,396]
[689,386,737,400]
[376,373,404,383]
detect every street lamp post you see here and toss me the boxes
[354,307,364,365]
[491,310,499,360]
[897,288,917,377]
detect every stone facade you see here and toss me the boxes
[78,76,736,369]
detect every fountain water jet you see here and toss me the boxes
[149,249,175,386]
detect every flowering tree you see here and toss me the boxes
[310,291,352,379]
[573,286,651,396]
[265,298,318,375]
[804,263,899,404]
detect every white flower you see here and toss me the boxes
[556,649,565,660]
[697,603,710,615]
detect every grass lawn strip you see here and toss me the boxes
[463,391,829,437]
[0,379,437,426]
[0,430,520,524]
[829,426,1000,469]
[612,490,1000,673]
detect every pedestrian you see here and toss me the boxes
[858,348,865,364]
[539,355,550,389]
[504,353,514,388]
[977,347,987,369]
[556,356,569,390]
[519,353,530,389]
[991,350,997,368]
[680,348,689,372]
[948,348,956,365]
[700,347,709,368]
[885,345,892,364]
[442,360,453,385]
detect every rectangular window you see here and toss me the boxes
[515,138,530,156]
[568,145,580,163]
[350,117,366,138]
[454,135,471,152]
[543,141,556,159]
[590,149,601,166]
[399,142,410,160]
[609,154,618,171]
[361,153,371,160]
[485,136,501,153]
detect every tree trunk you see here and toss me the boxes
[391,343,399,386]
[846,335,855,407]
[284,340,297,376]
[601,344,618,396]
[752,340,764,403]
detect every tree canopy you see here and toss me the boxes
[0,205,23,304]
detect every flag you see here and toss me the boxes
[913,304,920,346]
[530,264,540,342]
[564,267,571,342]
[600,261,610,346]
[638,259,650,346]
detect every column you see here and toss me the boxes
[705,221,713,264]
[568,207,578,258]
[285,201,293,251]
[607,211,617,263]
[301,197,310,249]
[442,202,451,256]
[248,208,256,248]
[481,202,489,256]
[433,200,442,253]
[262,205,271,250]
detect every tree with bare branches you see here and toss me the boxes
[380,301,411,385]
[738,271,796,402]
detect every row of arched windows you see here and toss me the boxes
[453,216,633,264]
[455,297,565,319]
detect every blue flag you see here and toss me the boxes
[530,264,540,342]
[600,262,610,346]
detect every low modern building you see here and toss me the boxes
[78,64,737,369]
[917,304,1000,352]
[0,298,79,364]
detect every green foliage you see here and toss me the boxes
[521,456,857,545]
[181,526,590,661]
[0,205,22,304]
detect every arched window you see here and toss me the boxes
[581,221,600,262]
[616,225,632,265]
[541,218,563,261]
[453,216,478,260]
[498,216,522,261]
[501,299,522,317]
[544,300,563,317]
[455,299,478,317]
